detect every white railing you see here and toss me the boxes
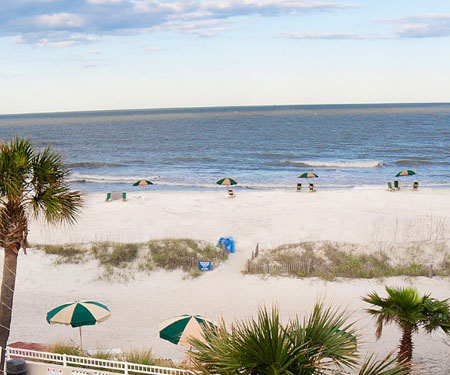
[5,348,195,375]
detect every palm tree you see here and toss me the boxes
[0,138,82,371]
[363,286,450,366]
[188,303,409,375]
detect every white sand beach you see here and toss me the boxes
[6,188,450,373]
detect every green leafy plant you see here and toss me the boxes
[50,341,85,356]
[123,349,157,366]
[42,244,86,264]
[188,303,408,375]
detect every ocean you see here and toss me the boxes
[0,103,449,192]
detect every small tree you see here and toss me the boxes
[0,138,82,372]
[363,286,450,366]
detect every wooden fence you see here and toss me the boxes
[246,259,314,275]
[246,243,315,275]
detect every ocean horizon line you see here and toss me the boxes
[2,101,450,117]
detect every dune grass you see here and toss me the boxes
[50,341,85,356]
[123,349,157,366]
[42,245,86,264]
[146,239,226,271]
[35,238,227,279]
[92,242,139,268]
[247,241,450,280]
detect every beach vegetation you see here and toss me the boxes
[0,138,82,370]
[363,286,450,369]
[34,238,227,279]
[185,268,203,279]
[90,349,113,360]
[147,239,226,271]
[50,340,85,356]
[188,303,409,375]
[43,244,86,264]
[246,241,450,280]
[92,242,139,268]
[123,348,157,366]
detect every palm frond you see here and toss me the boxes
[358,352,410,375]
[0,138,33,199]
[420,296,450,334]
[29,146,83,224]
[292,302,359,372]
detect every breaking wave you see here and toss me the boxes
[67,162,127,168]
[267,160,385,169]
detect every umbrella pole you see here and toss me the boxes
[79,327,83,349]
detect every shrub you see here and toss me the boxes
[50,341,85,356]
[92,242,139,267]
[123,349,157,366]
[42,244,85,264]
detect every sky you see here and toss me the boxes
[1,0,450,114]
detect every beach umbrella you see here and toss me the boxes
[298,172,318,178]
[395,170,417,177]
[216,177,238,186]
[132,179,153,186]
[46,301,111,348]
[159,314,216,346]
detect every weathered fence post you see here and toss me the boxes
[365,262,371,276]
[428,264,434,278]
[306,258,312,276]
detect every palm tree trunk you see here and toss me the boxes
[0,246,18,374]
[399,326,413,364]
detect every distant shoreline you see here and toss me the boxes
[72,184,450,194]
[2,101,450,117]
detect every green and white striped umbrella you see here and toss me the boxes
[396,170,417,177]
[298,172,319,178]
[47,301,111,327]
[159,314,216,346]
[216,177,238,186]
[46,301,111,348]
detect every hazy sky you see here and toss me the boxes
[1,0,450,114]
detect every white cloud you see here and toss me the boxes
[164,18,230,36]
[87,0,123,4]
[36,39,77,47]
[1,0,357,45]
[11,35,25,43]
[35,12,85,28]
[87,48,103,54]
[281,31,371,39]
[14,31,99,47]
[391,14,450,38]
[281,13,450,41]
